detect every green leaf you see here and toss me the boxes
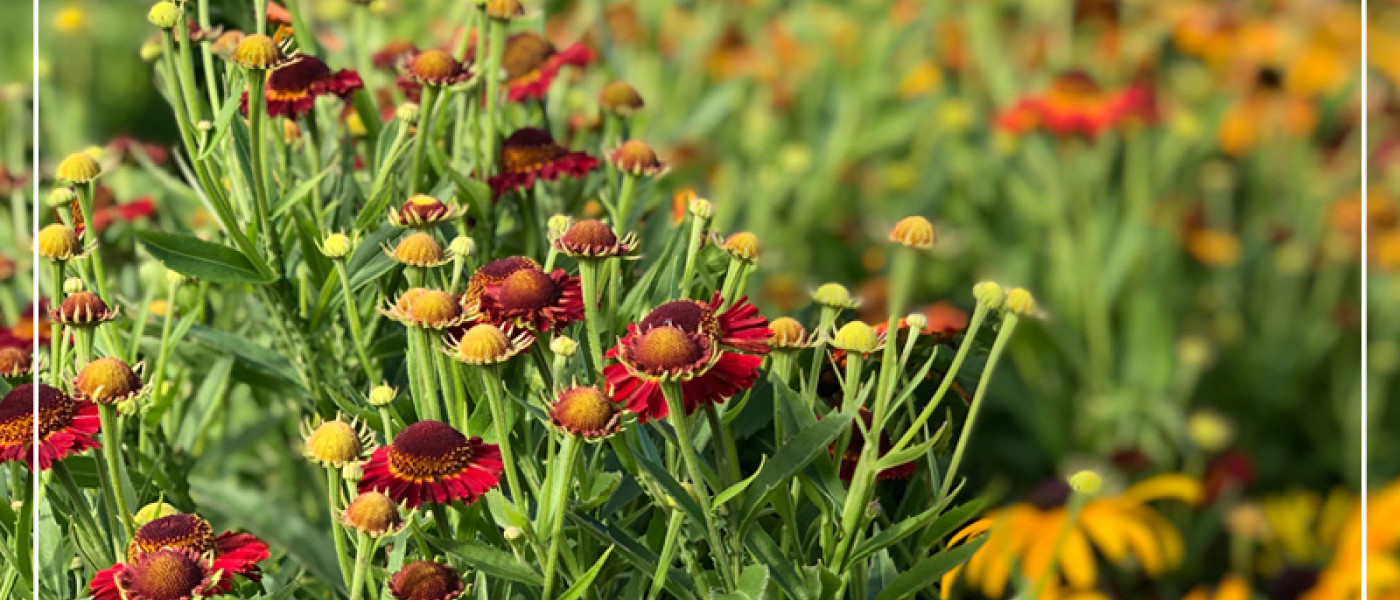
[567,511,698,600]
[848,498,984,569]
[631,439,707,527]
[742,526,809,600]
[196,70,246,160]
[271,166,336,219]
[737,413,852,529]
[869,536,987,600]
[714,456,765,508]
[715,565,770,600]
[557,546,615,600]
[137,231,274,285]
[427,537,543,585]
[186,324,302,389]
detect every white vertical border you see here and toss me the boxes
[30,0,40,596]
[1361,0,1370,597]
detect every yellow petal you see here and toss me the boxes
[1121,474,1204,505]
[1021,512,1062,582]
[950,517,996,547]
[1216,574,1251,600]
[1181,586,1209,600]
[940,563,964,600]
[1059,527,1098,589]
[1079,505,1129,564]
[1115,510,1166,574]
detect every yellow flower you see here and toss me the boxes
[1302,480,1400,600]
[942,474,1203,599]
[1183,574,1251,600]
[54,6,85,33]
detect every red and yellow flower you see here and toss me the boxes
[91,512,271,593]
[997,71,1156,138]
[501,32,593,103]
[89,548,224,600]
[604,293,770,421]
[488,127,599,196]
[476,262,584,332]
[359,420,504,508]
[243,54,363,118]
[0,383,100,470]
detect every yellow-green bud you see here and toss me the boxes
[504,525,524,543]
[320,233,354,259]
[688,197,713,220]
[904,313,928,332]
[396,102,420,124]
[368,385,397,407]
[1186,410,1233,453]
[1004,287,1035,316]
[813,283,858,310]
[831,322,880,354]
[133,502,182,526]
[46,187,77,209]
[342,462,364,482]
[1068,470,1102,496]
[139,40,164,61]
[63,277,85,294]
[547,214,572,240]
[550,336,578,357]
[196,120,213,133]
[147,1,181,29]
[449,236,475,258]
[166,270,188,287]
[972,281,1003,310]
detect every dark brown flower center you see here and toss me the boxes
[390,560,463,600]
[121,549,207,600]
[633,326,702,371]
[1028,479,1073,510]
[0,384,36,446]
[497,268,556,310]
[465,256,540,307]
[613,141,660,171]
[400,195,448,221]
[130,515,216,562]
[0,348,30,373]
[59,291,109,320]
[559,219,617,247]
[502,32,554,81]
[268,54,332,94]
[388,421,473,481]
[639,301,713,336]
[500,128,566,173]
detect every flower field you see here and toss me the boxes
[0,0,1392,599]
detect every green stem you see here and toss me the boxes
[661,382,735,587]
[937,312,1019,502]
[98,404,135,539]
[48,261,64,387]
[613,174,639,235]
[328,468,355,592]
[408,85,440,194]
[577,261,607,378]
[648,508,686,600]
[541,435,581,599]
[348,532,373,600]
[481,19,507,177]
[478,368,525,509]
[891,304,989,454]
[335,261,380,381]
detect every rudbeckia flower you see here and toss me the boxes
[96,513,270,591]
[476,263,584,333]
[89,548,223,600]
[241,54,364,118]
[1303,479,1400,600]
[488,128,599,196]
[501,32,593,103]
[604,294,770,421]
[0,383,100,470]
[996,70,1155,138]
[359,420,504,508]
[941,474,1204,599]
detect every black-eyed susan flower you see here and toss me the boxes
[386,232,452,268]
[1303,479,1400,600]
[941,474,1204,599]
[463,256,541,309]
[609,140,668,177]
[501,31,593,103]
[444,323,533,365]
[117,513,270,588]
[230,33,283,70]
[0,347,31,381]
[359,420,504,508]
[243,54,363,118]
[0,384,100,469]
[390,194,460,229]
[37,223,85,261]
[832,408,916,481]
[476,264,584,332]
[604,294,770,420]
[72,356,145,406]
[599,81,644,115]
[550,386,623,439]
[405,49,468,87]
[553,218,638,258]
[381,288,471,330]
[388,560,465,600]
[488,127,599,196]
[996,70,1155,138]
[89,548,222,600]
[342,491,406,537]
[51,291,120,327]
[301,415,376,467]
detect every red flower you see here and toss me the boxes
[359,420,503,509]
[477,264,584,332]
[242,54,364,118]
[501,32,594,103]
[0,383,100,470]
[89,513,269,597]
[373,40,421,71]
[996,71,1156,137]
[831,408,916,481]
[488,128,598,196]
[603,295,770,421]
[90,548,223,600]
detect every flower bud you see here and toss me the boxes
[147,1,181,29]
[196,120,213,133]
[396,102,420,124]
[1068,470,1103,496]
[63,277,85,294]
[1004,287,1035,316]
[165,270,188,287]
[133,502,182,526]
[46,187,77,208]
[342,462,364,482]
[550,336,578,357]
[972,281,1003,310]
[831,322,880,354]
[889,216,935,250]
[55,151,102,184]
[547,214,572,240]
[904,313,928,332]
[503,525,524,543]
[139,39,163,61]
[368,384,398,407]
[320,232,354,259]
[448,236,475,258]
[813,283,858,310]
[37,224,83,261]
[1186,410,1233,453]
[688,197,713,220]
